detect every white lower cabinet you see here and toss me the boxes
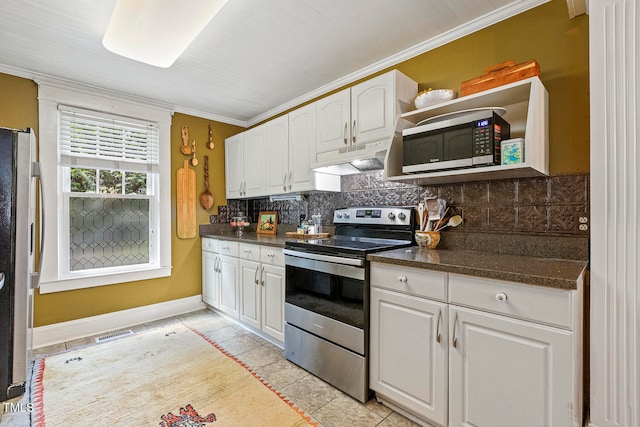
[260,263,285,342]
[202,250,219,308]
[370,263,583,427]
[239,258,261,329]
[219,242,285,344]
[217,255,239,319]
[203,239,285,344]
[448,306,572,427]
[370,287,448,426]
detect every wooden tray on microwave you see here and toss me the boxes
[460,59,540,96]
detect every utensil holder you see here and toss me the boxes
[415,231,440,249]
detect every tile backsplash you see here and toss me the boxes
[212,171,589,236]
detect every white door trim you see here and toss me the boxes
[589,0,639,426]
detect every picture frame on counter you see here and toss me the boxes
[257,211,278,235]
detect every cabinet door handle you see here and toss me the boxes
[397,275,407,283]
[495,292,508,302]
[260,266,265,286]
[436,309,442,343]
[352,120,356,143]
[254,265,260,284]
[0,272,5,292]
[283,173,287,191]
[452,312,459,348]
[343,122,348,144]
[214,256,219,272]
[288,171,292,190]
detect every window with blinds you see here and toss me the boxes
[59,106,159,173]
[58,106,159,274]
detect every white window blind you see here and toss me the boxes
[59,105,159,173]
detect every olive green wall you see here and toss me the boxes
[0,73,38,130]
[395,0,590,174]
[31,113,241,326]
[0,72,243,326]
[1,0,589,327]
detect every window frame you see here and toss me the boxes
[37,82,173,294]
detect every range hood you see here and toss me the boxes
[310,117,414,176]
[311,141,388,176]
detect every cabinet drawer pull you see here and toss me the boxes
[452,312,459,348]
[267,253,275,258]
[495,293,508,302]
[397,275,408,283]
[436,309,442,343]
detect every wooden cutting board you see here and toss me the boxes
[285,232,330,239]
[176,159,196,239]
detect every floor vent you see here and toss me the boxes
[95,329,134,343]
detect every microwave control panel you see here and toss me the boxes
[471,114,510,165]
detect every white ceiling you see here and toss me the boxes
[0,0,549,127]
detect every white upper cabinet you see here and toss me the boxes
[265,115,290,194]
[225,129,267,199]
[316,89,351,153]
[224,133,244,199]
[351,72,398,146]
[287,103,317,192]
[242,126,267,197]
[314,70,417,168]
[226,103,339,199]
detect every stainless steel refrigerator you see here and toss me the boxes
[0,127,38,402]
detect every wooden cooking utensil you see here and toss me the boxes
[176,160,196,239]
[190,140,198,166]
[200,155,214,209]
[181,125,192,155]
[207,124,215,150]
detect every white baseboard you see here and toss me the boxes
[33,295,206,348]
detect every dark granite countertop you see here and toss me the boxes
[200,230,290,248]
[367,247,587,290]
[201,224,588,290]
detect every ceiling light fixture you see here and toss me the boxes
[102,0,228,68]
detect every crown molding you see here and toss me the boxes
[247,0,550,127]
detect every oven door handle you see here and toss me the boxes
[283,249,364,267]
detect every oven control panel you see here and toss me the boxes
[334,207,412,225]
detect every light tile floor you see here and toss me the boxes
[0,309,421,427]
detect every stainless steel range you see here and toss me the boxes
[283,207,414,402]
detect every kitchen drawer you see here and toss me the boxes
[260,246,285,266]
[370,262,447,302]
[239,243,260,261]
[218,240,239,257]
[448,273,574,330]
[202,238,218,252]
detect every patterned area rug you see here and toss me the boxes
[31,324,315,426]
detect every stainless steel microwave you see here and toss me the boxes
[402,109,510,173]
